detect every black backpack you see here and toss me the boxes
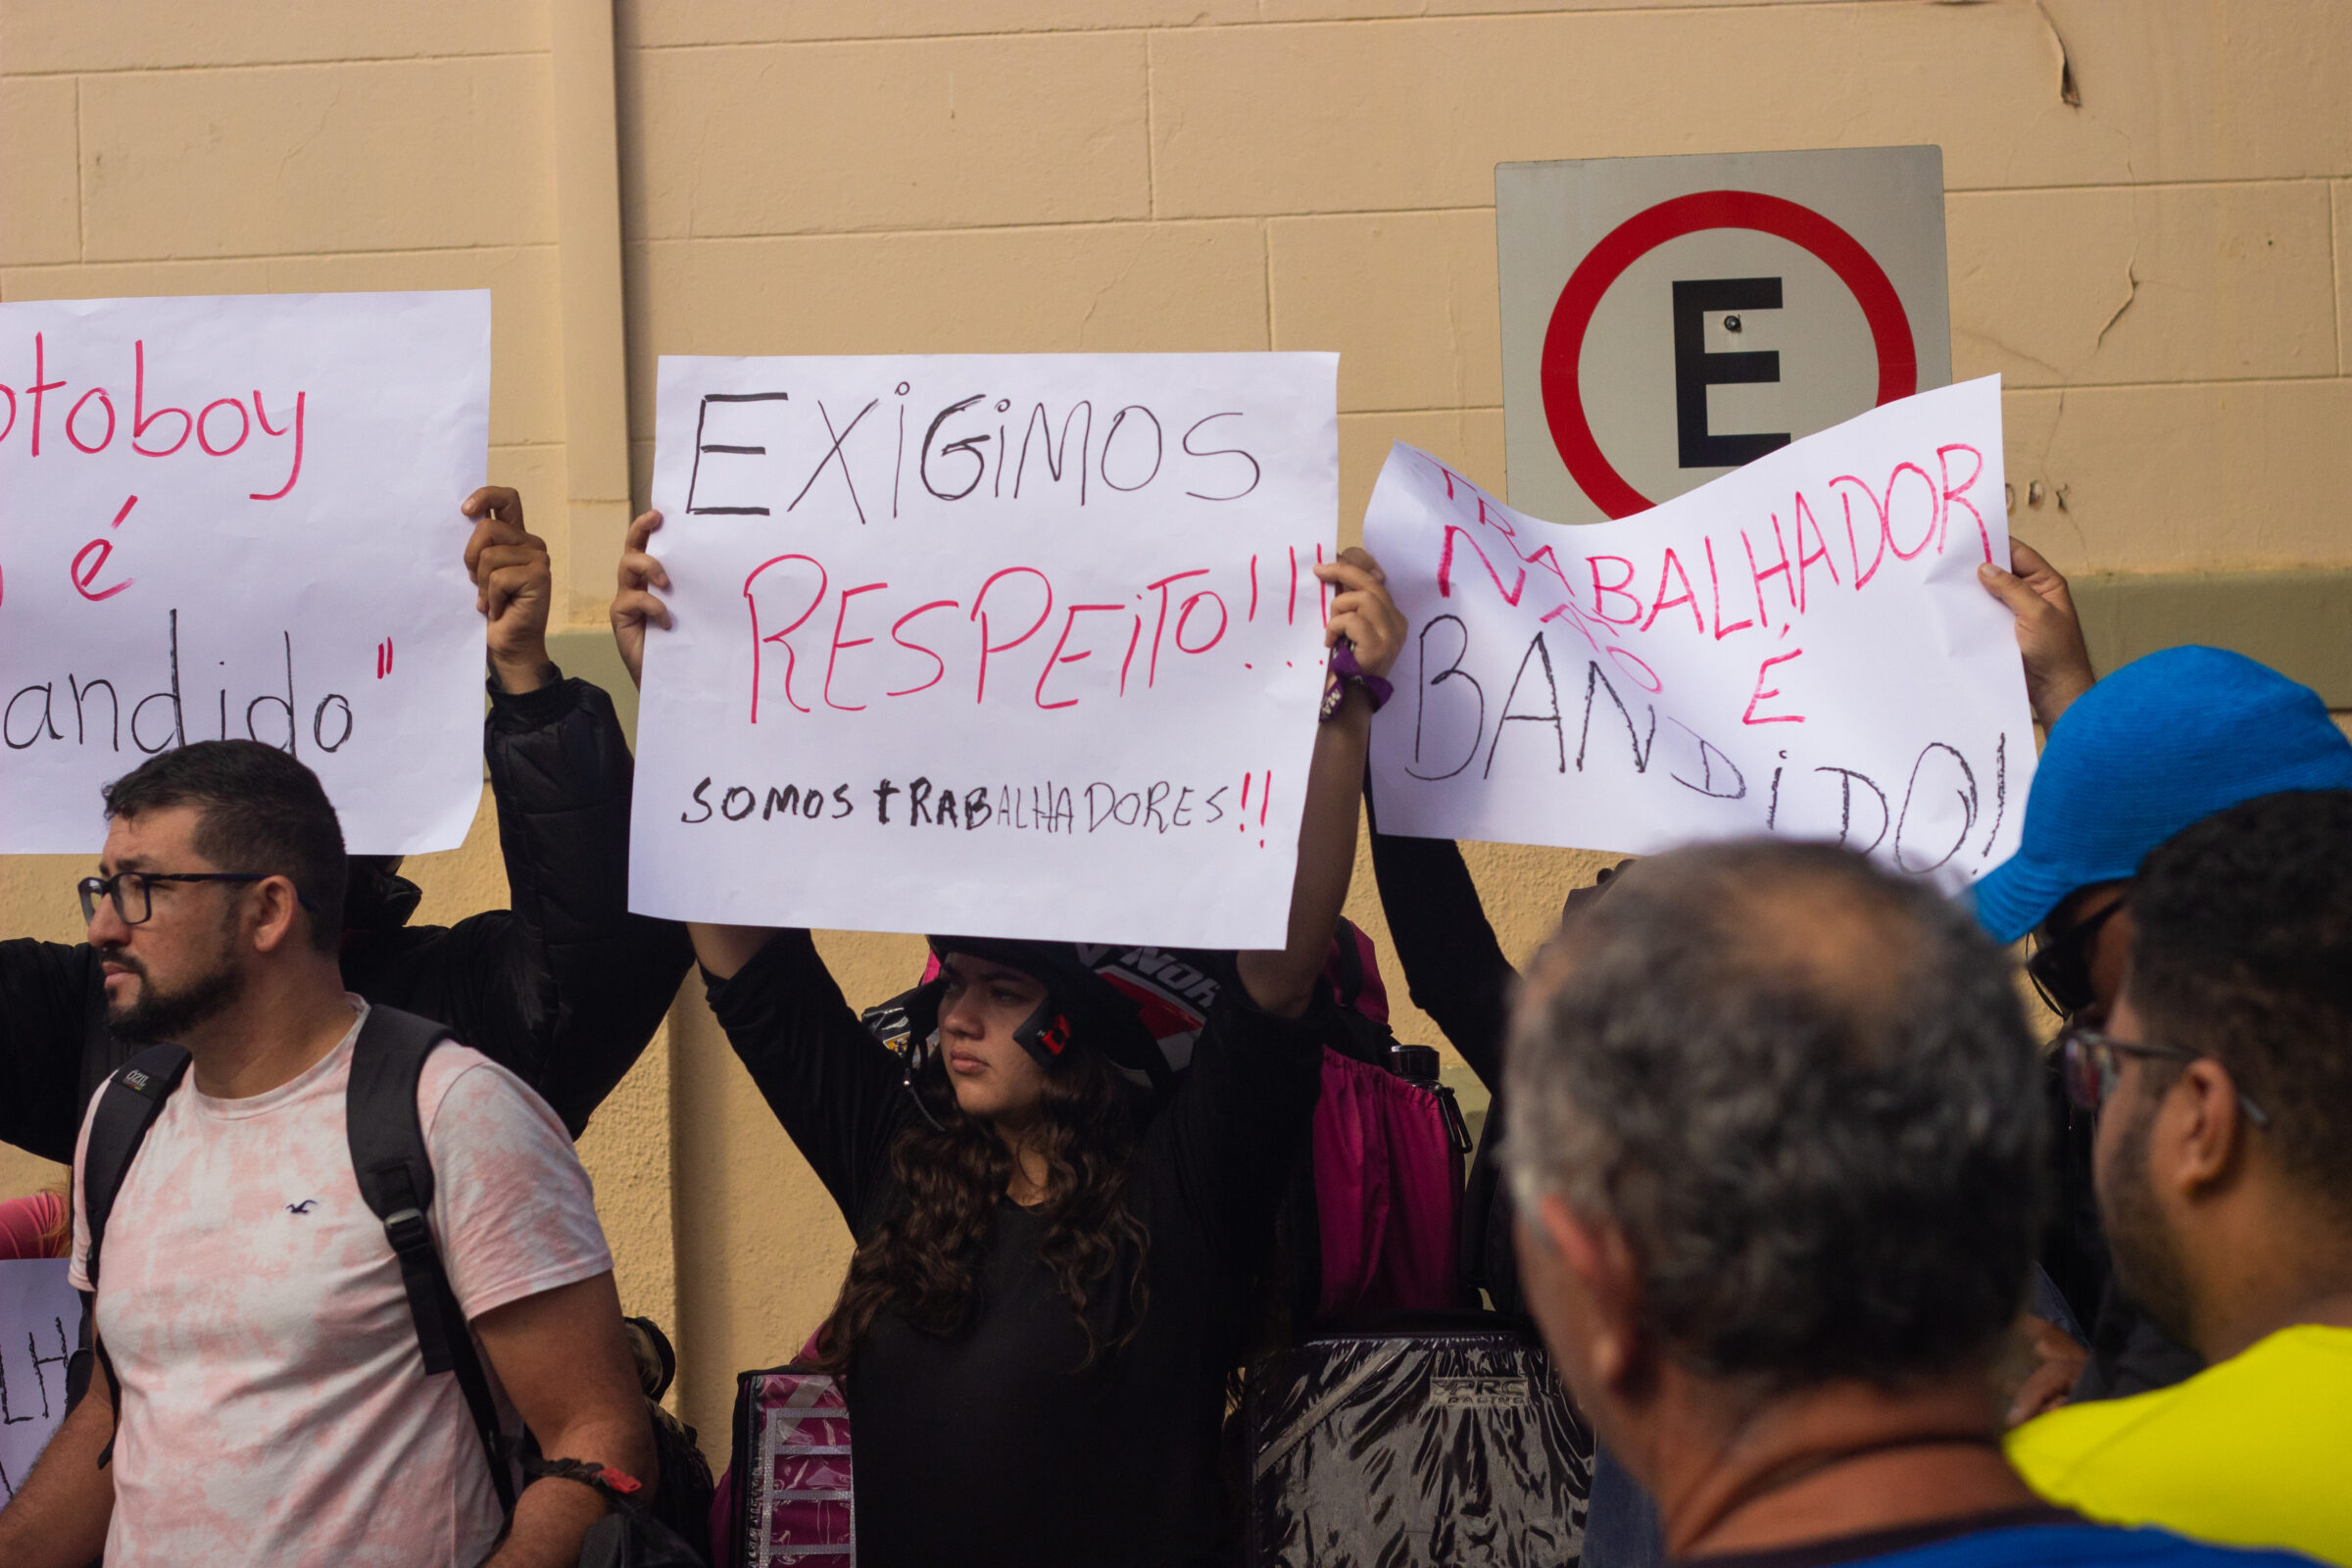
[71,1004,709,1564]
[1244,1311,1592,1567]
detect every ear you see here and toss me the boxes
[2159,1057,2253,1198]
[244,875,309,956]
[1534,1191,1646,1393]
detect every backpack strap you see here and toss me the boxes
[70,1044,192,1464]
[78,1045,192,1298]
[346,1004,517,1515]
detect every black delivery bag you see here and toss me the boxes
[1245,1312,1592,1567]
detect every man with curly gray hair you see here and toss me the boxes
[1504,839,2303,1568]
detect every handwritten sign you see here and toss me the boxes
[0,292,491,854]
[1367,376,2032,884]
[629,354,1339,947]
[0,1260,77,1502]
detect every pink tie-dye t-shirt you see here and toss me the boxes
[69,1000,613,1567]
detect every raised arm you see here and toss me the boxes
[342,489,694,1137]
[1,940,104,1164]
[610,510,909,1220]
[1365,819,1516,1091]
[1236,548,1408,1018]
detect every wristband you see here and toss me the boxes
[1321,641,1394,721]
[523,1454,645,1505]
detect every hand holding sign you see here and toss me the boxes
[1367,376,2033,885]
[626,353,1340,948]
[463,485,556,695]
[611,508,674,689]
[1977,537,2094,727]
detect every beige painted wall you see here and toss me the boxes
[6,0,2349,1451]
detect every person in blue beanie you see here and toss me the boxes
[1978,645,2352,1405]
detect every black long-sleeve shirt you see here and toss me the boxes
[1365,825,1528,1313]
[705,929,1326,1568]
[0,673,694,1160]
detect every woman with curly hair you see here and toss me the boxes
[613,517,1405,1567]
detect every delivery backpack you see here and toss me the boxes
[69,1004,710,1565]
[1244,1311,1592,1568]
[1289,923,1476,1324]
[719,1356,854,1568]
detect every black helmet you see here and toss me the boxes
[923,936,1173,1095]
[863,937,1175,1128]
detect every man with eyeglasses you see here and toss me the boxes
[2005,789,2352,1564]
[0,486,695,1166]
[1974,646,2352,1408]
[0,739,654,1568]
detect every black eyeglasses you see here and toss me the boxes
[2057,1025,2271,1127]
[78,870,315,927]
[2027,897,2125,1018]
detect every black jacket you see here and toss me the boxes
[0,674,695,1161]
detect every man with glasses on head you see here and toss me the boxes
[2007,790,2352,1564]
[1975,645,2352,1405]
[0,486,694,1168]
[0,738,653,1568]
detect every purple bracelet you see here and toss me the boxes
[1322,641,1394,720]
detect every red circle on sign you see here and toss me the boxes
[1541,189,1918,518]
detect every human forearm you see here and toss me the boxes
[1239,692,1372,1017]
[0,938,100,1164]
[690,922,776,981]
[1367,822,1515,1087]
[474,1275,656,1568]
[482,677,697,1132]
[0,1381,117,1567]
[488,644,556,695]
[477,1414,656,1568]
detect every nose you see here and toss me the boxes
[85,893,132,946]
[939,988,987,1040]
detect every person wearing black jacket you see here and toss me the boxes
[0,486,694,1161]
[612,510,1407,1566]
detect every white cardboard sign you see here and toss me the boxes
[0,292,491,854]
[630,353,1339,947]
[1367,376,2032,885]
[0,1260,78,1502]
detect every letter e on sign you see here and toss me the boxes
[1496,147,1953,525]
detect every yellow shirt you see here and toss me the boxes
[2008,1324,2352,1566]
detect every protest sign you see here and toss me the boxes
[0,292,491,854]
[1367,376,2032,885]
[630,353,1339,947]
[0,1260,77,1502]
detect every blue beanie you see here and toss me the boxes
[1975,646,2352,944]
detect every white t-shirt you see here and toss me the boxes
[70,1000,614,1567]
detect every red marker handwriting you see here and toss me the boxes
[70,495,138,602]
[3,337,309,501]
